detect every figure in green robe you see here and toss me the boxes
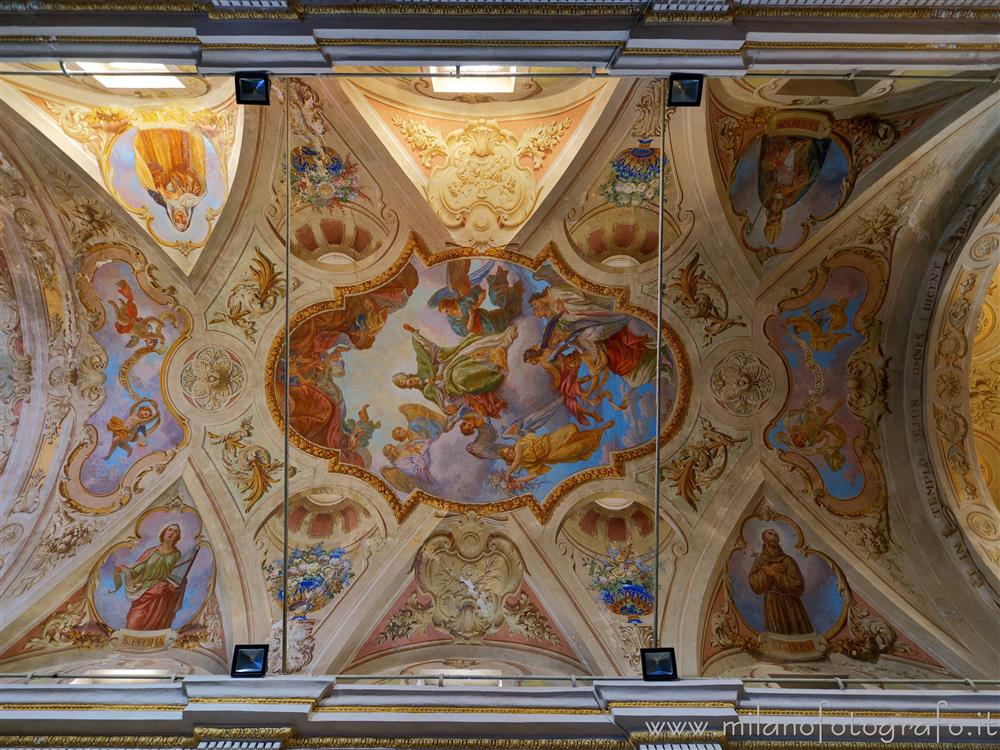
[392,323,518,419]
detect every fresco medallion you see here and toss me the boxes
[267,243,689,520]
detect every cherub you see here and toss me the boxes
[778,401,848,472]
[500,421,612,489]
[785,299,850,352]
[105,399,161,459]
[108,280,169,351]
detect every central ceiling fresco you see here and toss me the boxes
[1,68,998,681]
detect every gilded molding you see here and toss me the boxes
[291,740,630,749]
[187,697,317,705]
[0,35,199,45]
[622,47,741,56]
[735,6,1000,21]
[0,737,195,749]
[316,37,612,47]
[736,708,990,719]
[315,705,603,714]
[0,1,643,16]
[0,703,183,711]
[608,700,733,708]
[730,743,998,750]
[746,40,1000,52]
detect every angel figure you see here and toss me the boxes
[500,421,613,489]
[381,441,433,495]
[340,404,381,468]
[429,260,525,337]
[108,280,168,351]
[380,404,450,494]
[105,398,160,459]
[528,268,657,395]
[777,401,848,472]
[785,299,850,352]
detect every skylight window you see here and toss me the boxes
[429,65,517,94]
[70,62,185,89]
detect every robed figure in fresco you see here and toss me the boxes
[500,422,611,488]
[756,134,831,245]
[133,127,209,233]
[747,529,814,636]
[393,323,517,419]
[112,523,195,631]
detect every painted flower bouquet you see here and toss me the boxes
[290,144,368,212]
[585,545,655,623]
[264,544,354,618]
[599,140,664,208]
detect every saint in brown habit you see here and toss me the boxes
[747,528,814,635]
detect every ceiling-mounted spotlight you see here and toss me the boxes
[667,73,704,107]
[235,71,270,105]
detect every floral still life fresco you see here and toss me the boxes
[269,252,685,518]
[586,545,655,624]
[264,545,355,618]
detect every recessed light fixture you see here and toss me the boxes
[429,65,517,94]
[69,61,185,89]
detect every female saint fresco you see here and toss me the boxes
[111,523,199,631]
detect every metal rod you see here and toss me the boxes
[651,76,666,650]
[281,75,291,676]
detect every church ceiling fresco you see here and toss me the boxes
[0,69,998,682]
[0,75,241,276]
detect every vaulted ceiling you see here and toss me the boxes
[0,65,998,682]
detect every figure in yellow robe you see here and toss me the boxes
[500,422,611,487]
[133,127,207,233]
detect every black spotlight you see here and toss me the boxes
[235,71,270,105]
[231,644,269,677]
[640,647,678,681]
[667,73,704,107]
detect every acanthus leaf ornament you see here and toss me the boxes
[668,253,745,344]
[208,417,288,512]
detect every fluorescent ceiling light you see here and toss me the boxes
[72,61,185,89]
[70,668,174,684]
[429,65,516,94]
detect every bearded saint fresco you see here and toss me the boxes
[748,529,814,636]
[727,516,844,639]
[274,257,676,507]
[105,120,229,252]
